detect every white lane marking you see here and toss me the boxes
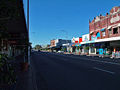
[93,67,115,74]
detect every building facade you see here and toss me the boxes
[0,0,28,57]
[71,37,82,54]
[81,34,90,54]
[89,6,120,56]
[50,39,71,52]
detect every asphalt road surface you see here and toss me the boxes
[31,51,120,90]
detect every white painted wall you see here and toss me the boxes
[82,34,90,42]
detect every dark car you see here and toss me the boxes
[38,50,40,52]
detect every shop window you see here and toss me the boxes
[119,27,120,33]
[113,28,118,34]
[91,48,95,53]
[102,31,106,37]
[109,29,112,35]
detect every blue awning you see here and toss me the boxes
[96,32,100,37]
[100,28,105,31]
[75,44,81,46]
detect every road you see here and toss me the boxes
[31,51,120,90]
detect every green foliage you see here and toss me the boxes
[0,54,16,86]
[61,47,66,51]
[85,46,89,50]
[77,46,80,50]
[34,45,42,50]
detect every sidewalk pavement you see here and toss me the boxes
[63,52,120,63]
[14,55,36,90]
[15,66,35,90]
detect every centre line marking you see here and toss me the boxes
[93,67,115,74]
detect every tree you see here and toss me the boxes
[34,45,42,50]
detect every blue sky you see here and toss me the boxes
[23,0,119,47]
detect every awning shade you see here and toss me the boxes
[75,44,81,46]
[100,28,105,31]
[96,32,100,37]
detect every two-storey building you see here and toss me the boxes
[89,6,120,55]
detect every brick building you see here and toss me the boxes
[50,40,56,47]
[89,6,120,55]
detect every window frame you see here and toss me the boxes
[108,28,112,35]
[113,27,118,34]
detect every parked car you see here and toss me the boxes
[57,50,64,54]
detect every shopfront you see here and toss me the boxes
[71,37,82,54]
[81,34,90,54]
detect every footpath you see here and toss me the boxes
[63,52,120,64]
[8,55,37,90]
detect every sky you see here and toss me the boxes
[23,0,119,47]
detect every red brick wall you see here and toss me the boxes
[89,6,120,40]
[50,40,55,47]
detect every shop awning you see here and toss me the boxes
[81,36,120,45]
[75,44,81,46]
[100,28,105,31]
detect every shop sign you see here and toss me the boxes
[82,34,89,42]
[91,35,97,41]
[75,41,78,43]
[79,38,82,43]
[72,37,80,43]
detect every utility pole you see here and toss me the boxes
[27,0,29,35]
[27,0,30,65]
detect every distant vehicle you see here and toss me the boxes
[57,50,64,54]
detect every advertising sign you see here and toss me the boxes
[72,37,80,43]
[82,34,89,42]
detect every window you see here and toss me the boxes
[91,48,95,53]
[102,31,106,37]
[113,28,118,34]
[119,27,120,33]
[109,29,112,35]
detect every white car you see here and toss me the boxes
[57,50,64,54]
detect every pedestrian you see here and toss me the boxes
[111,51,115,58]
